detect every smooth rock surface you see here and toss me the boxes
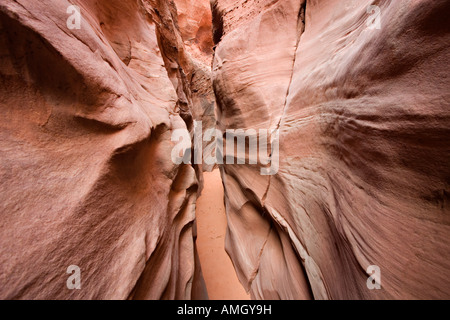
[172,0,217,173]
[212,0,450,299]
[0,0,210,300]
[1,0,449,301]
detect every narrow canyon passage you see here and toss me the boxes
[196,170,250,300]
[0,0,448,301]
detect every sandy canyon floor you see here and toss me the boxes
[196,170,250,300]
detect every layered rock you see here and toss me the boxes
[173,0,217,172]
[2,0,449,301]
[0,0,211,299]
[212,0,450,299]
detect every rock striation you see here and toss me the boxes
[0,0,212,299]
[212,0,450,299]
[1,0,449,301]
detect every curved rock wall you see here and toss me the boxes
[0,0,211,299]
[212,0,450,299]
[1,0,449,301]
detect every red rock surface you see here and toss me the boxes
[172,0,217,173]
[173,0,214,66]
[212,0,450,299]
[1,0,449,301]
[0,0,211,299]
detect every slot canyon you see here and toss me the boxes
[0,0,449,300]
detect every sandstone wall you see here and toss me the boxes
[0,0,211,299]
[212,0,450,299]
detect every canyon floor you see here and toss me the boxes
[196,170,250,300]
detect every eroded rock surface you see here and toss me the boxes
[173,0,217,172]
[212,0,450,299]
[0,0,211,299]
[1,0,449,301]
